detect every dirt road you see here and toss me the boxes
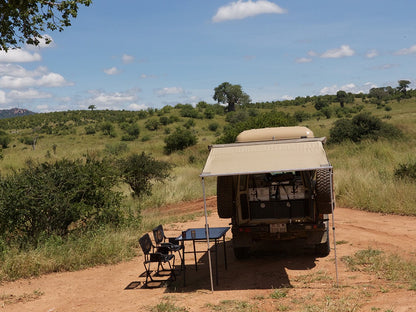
[1,198,416,311]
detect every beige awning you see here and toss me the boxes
[201,139,331,177]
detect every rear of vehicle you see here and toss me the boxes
[213,127,334,259]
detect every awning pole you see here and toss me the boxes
[330,167,339,287]
[202,177,214,292]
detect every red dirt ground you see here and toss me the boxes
[1,197,416,311]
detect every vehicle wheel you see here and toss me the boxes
[217,176,234,218]
[233,247,250,259]
[316,169,333,214]
[315,239,330,257]
[315,224,330,257]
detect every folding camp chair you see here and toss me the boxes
[139,233,175,286]
[152,225,184,268]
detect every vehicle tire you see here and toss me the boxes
[315,225,330,257]
[316,169,333,214]
[233,247,250,259]
[217,175,234,218]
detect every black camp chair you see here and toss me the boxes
[152,225,184,268]
[139,233,175,286]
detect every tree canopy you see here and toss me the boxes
[0,0,92,51]
[213,82,251,112]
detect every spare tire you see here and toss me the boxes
[316,169,333,214]
[217,175,234,218]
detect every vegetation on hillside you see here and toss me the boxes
[0,80,415,280]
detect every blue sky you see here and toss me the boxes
[0,0,415,112]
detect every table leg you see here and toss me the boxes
[215,238,218,285]
[223,234,227,270]
[181,241,186,287]
[193,240,198,271]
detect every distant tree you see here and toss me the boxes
[0,0,92,51]
[88,105,96,111]
[100,122,116,137]
[118,152,172,198]
[164,128,197,154]
[314,97,330,111]
[336,90,348,108]
[0,130,11,148]
[213,82,251,112]
[397,80,411,98]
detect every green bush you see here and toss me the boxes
[0,130,11,148]
[100,122,116,137]
[85,125,96,135]
[164,128,197,154]
[394,161,416,181]
[329,112,402,144]
[0,158,124,246]
[145,118,160,131]
[118,152,172,198]
[208,122,219,132]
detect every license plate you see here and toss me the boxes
[270,223,287,233]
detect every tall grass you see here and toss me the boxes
[328,138,416,215]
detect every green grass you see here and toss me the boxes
[205,300,259,312]
[342,248,416,290]
[1,97,416,281]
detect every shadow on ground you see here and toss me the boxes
[129,240,320,292]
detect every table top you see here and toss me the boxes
[176,226,230,241]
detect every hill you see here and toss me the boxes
[0,108,35,119]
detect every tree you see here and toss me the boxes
[336,90,347,108]
[88,105,96,111]
[397,80,411,98]
[118,152,172,198]
[164,128,197,154]
[213,82,251,112]
[0,0,92,51]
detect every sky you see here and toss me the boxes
[0,0,415,113]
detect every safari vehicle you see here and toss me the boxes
[212,127,334,259]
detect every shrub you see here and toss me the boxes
[164,128,197,154]
[100,122,116,137]
[145,118,160,131]
[293,110,311,122]
[183,119,195,129]
[208,122,219,132]
[0,158,124,246]
[118,152,172,198]
[85,125,96,135]
[394,161,416,181]
[0,130,11,148]
[329,112,402,144]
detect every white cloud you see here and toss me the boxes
[104,67,120,75]
[156,87,184,96]
[8,89,52,100]
[320,82,370,95]
[308,50,318,57]
[212,0,287,23]
[295,57,312,63]
[129,103,148,110]
[281,95,293,100]
[81,89,138,109]
[395,44,416,55]
[0,49,42,63]
[0,66,71,89]
[320,45,355,58]
[366,49,379,58]
[0,90,6,104]
[122,54,135,64]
